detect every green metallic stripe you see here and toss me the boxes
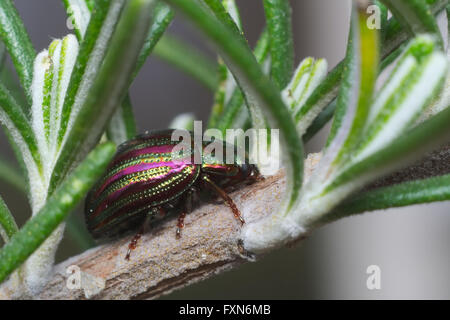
[92,162,175,208]
[99,166,173,199]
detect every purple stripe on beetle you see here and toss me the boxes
[94,159,191,197]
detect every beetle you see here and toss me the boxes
[85,129,260,260]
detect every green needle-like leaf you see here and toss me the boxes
[64,1,173,146]
[57,0,126,150]
[382,0,447,54]
[202,0,244,41]
[298,35,447,229]
[354,36,447,161]
[374,1,388,41]
[303,42,406,142]
[327,4,380,166]
[222,0,242,30]
[324,103,450,196]
[200,1,273,139]
[0,83,42,174]
[208,62,229,129]
[0,47,27,108]
[62,0,92,41]
[263,0,294,89]
[0,155,94,251]
[208,0,242,129]
[298,0,447,141]
[303,99,337,142]
[215,29,270,134]
[0,0,36,104]
[0,142,116,284]
[108,2,174,145]
[166,0,304,211]
[295,1,380,228]
[134,2,175,79]
[154,34,219,90]
[50,0,156,193]
[62,1,143,147]
[0,196,18,242]
[29,36,79,169]
[284,57,328,136]
[325,174,450,225]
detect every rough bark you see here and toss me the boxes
[0,145,448,300]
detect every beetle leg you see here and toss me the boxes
[125,207,161,260]
[176,189,194,238]
[201,174,245,225]
[125,233,142,261]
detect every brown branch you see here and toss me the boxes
[0,146,449,300]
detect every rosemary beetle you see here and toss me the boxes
[85,129,260,259]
